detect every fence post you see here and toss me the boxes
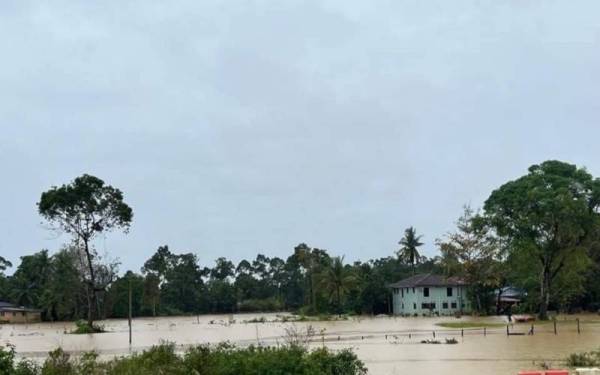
[484,327,486,336]
[577,318,580,334]
[553,319,557,335]
[506,325,509,336]
[461,329,464,337]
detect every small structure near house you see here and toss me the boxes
[0,301,42,323]
[495,286,526,314]
[389,273,471,315]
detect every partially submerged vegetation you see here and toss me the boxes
[3,161,600,330]
[0,342,367,375]
[436,322,504,329]
[70,320,106,334]
[566,348,600,368]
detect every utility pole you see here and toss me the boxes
[128,276,132,346]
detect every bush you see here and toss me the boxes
[0,344,39,375]
[238,298,283,312]
[70,320,105,334]
[1,343,367,375]
[566,348,600,367]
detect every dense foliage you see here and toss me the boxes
[0,343,367,375]
[0,243,440,319]
[2,161,600,321]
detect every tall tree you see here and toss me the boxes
[397,227,424,274]
[38,174,133,326]
[436,206,503,312]
[0,256,12,301]
[484,161,600,319]
[320,257,356,314]
[141,245,173,316]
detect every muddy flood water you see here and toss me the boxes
[2,313,599,374]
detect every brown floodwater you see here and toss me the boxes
[2,313,599,374]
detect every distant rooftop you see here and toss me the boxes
[0,301,41,312]
[388,273,467,288]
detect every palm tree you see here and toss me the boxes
[320,257,356,315]
[397,227,424,274]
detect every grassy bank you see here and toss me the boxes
[0,342,367,375]
[435,322,505,329]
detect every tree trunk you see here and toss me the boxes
[310,271,316,313]
[83,238,98,327]
[539,266,551,320]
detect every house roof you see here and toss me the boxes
[388,273,467,288]
[0,301,41,312]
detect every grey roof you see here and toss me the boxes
[388,273,467,288]
[0,301,41,312]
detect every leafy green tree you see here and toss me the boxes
[320,257,356,314]
[484,161,600,319]
[397,227,424,274]
[43,248,85,321]
[436,206,503,312]
[141,245,173,316]
[38,174,133,326]
[9,250,51,310]
[106,271,144,318]
[161,253,206,314]
[0,256,11,301]
[210,257,235,281]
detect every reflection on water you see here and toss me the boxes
[1,313,599,374]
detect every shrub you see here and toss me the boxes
[566,348,600,367]
[3,343,367,375]
[70,320,105,334]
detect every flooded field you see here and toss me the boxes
[2,313,600,374]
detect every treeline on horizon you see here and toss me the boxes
[1,160,600,323]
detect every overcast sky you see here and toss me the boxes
[1,1,599,272]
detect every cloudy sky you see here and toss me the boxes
[1,1,599,272]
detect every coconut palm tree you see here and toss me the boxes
[397,227,424,274]
[320,257,356,315]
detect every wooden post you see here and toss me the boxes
[433,331,436,338]
[409,333,411,339]
[484,327,486,336]
[128,277,132,346]
[531,324,534,335]
[553,319,557,335]
[506,325,509,336]
[577,318,580,334]
[461,329,464,337]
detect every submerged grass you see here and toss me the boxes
[436,322,505,329]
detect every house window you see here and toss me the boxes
[447,287,453,297]
[421,303,436,309]
[412,287,415,293]
[402,303,404,309]
[451,302,457,309]
[461,303,465,308]
[413,303,416,309]
[21,312,25,316]
[442,302,448,309]
[401,289,404,297]
[423,287,429,297]
[13,312,17,317]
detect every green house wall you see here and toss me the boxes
[391,285,471,315]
